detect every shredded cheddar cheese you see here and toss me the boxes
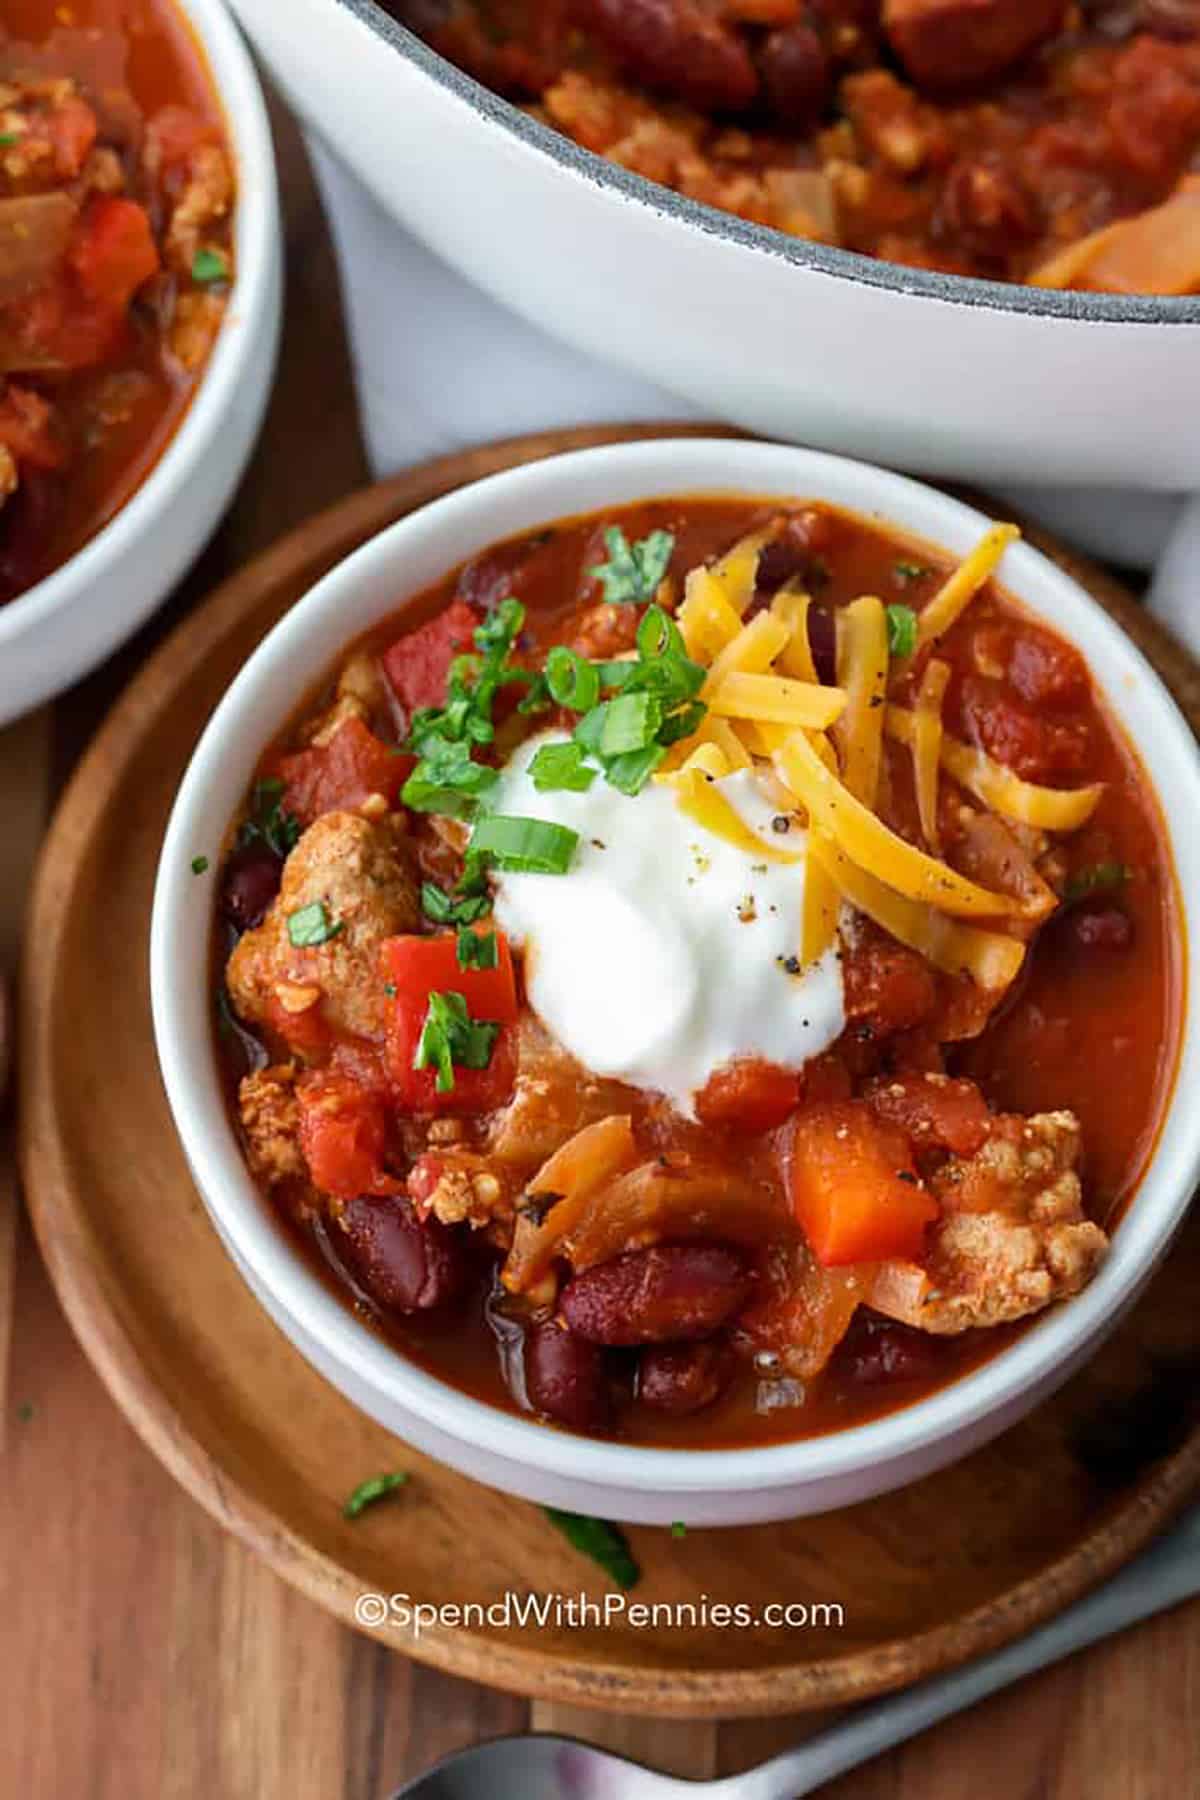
[832,595,888,807]
[774,729,1042,919]
[915,524,1020,650]
[709,671,847,730]
[673,767,802,863]
[770,585,820,683]
[702,610,791,699]
[912,658,951,852]
[886,707,1104,832]
[677,566,743,660]
[810,836,1026,990]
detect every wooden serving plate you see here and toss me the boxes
[19,425,1200,1719]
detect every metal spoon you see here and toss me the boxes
[394,1506,1200,1798]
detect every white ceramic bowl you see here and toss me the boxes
[0,0,282,727]
[228,0,1200,493]
[152,438,1200,1526]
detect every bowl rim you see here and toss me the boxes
[151,436,1200,1497]
[329,0,1200,329]
[0,0,279,650]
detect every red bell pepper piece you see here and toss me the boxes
[381,929,518,1115]
[381,599,479,717]
[279,716,413,826]
[787,1101,938,1267]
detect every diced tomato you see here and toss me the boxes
[36,94,98,179]
[279,717,413,826]
[0,386,65,471]
[842,923,938,1041]
[260,990,331,1058]
[381,929,518,1114]
[787,1101,939,1268]
[694,1058,801,1132]
[798,1051,854,1105]
[864,1072,992,1157]
[71,197,160,313]
[407,1152,445,1208]
[381,599,479,718]
[959,674,1091,783]
[146,104,220,171]
[296,1069,401,1200]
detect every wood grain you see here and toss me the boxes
[1,81,1197,1800]
[16,426,1200,1730]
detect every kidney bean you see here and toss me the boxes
[561,1245,752,1346]
[939,153,1039,258]
[837,1313,942,1386]
[574,0,760,112]
[807,606,838,685]
[638,1340,735,1415]
[759,22,831,128]
[220,842,283,933]
[525,1321,613,1433]
[1070,906,1134,951]
[1139,0,1200,38]
[337,1195,469,1313]
[754,510,836,594]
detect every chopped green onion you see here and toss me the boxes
[635,603,685,662]
[456,926,498,970]
[670,1520,687,1539]
[590,526,675,606]
[529,740,597,793]
[286,902,343,948]
[657,699,707,746]
[592,658,638,691]
[192,246,229,285]
[1063,861,1131,908]
[599,691,662,756]
[603,744,666,795]
[886,603,919,659]
[543,1509,640,1589]
[414,991,500,1092]
[0,133,20,148]
[545,646,601,713]
[470,813,579,874]
[343,1471,409,1520]
[191,855,209,875]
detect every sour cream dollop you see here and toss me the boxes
[489,731,845,1116]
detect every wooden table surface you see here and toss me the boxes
[1,100,1196,1800]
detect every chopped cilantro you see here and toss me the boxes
[421,879,492,929]
[286,901,343,948]
[886,603,919,659]
[590,526,675,606]
[670,1520,687,1539]
[1062,862,1131,908]
[192,246,230,286]
[403,598,529,817]
[191,855,209,875]
[543,1508,640,1590]
[343,1471,409,1520]
[414,991,500,1093]
[894,560,931,585]
[456,926,498,970]
[238,777,300,860]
